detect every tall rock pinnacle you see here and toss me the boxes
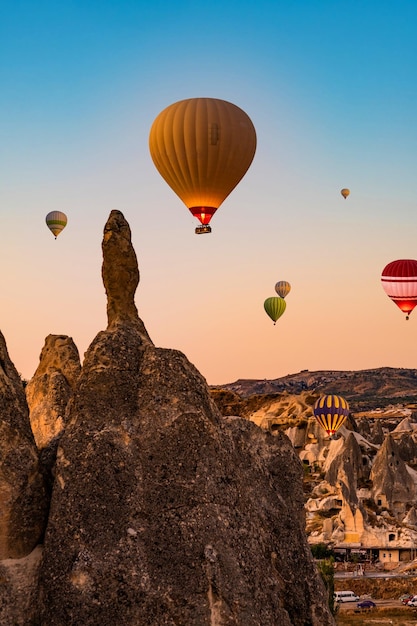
[102,210,152,344]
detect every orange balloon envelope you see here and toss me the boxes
[381,259,417,320]
[313,394,349,436]
[341,188,350,199]
[275,281,291,298]
[149,97,257,234]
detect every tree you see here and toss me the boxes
[311,542,333,559]
[316,557,338,616]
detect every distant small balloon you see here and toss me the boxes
[313,394,349,436]
[341,188,350,199]
[46,211,67,239]
[264,297,286,324]
[275,281,291,299]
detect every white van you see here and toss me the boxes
[334,591,360,603]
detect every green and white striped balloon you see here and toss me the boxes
[46,211,67,238]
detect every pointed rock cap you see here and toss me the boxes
[403,506,417,527]
[370,419,384,445]
[393,417,413,432]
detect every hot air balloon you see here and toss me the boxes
[341,188,350,199]
[45,211,67,239]
[264,297,286,324]
[149,98,257,234]
[275,281,291,299]
[381,259,417,320]
[313,394,349,436]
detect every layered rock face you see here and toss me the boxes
[37,210,334,626]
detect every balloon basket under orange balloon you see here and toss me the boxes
[195,225,212,234]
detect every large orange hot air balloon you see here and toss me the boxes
[149,98,257,234]
[381,259,417,320]
[313,394,349,436]
[341,188,350,199]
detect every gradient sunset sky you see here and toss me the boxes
[2,0,417,384]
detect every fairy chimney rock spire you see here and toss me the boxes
[101,210,142,329]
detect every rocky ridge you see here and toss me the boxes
[213,368,417,410]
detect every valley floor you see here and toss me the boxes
[335,575,417,625]
[336,610,417,626]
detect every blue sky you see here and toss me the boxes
[1,1,417,384]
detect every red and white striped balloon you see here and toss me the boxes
[381,259,417,320]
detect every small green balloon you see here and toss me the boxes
[264,296,286,324]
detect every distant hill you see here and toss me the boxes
[210,367,417,411]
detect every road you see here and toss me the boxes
[338,598,417,612]
[335,571,412,579]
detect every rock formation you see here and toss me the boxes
[0,331,48,625]
[26,334,81,450]
[102,210,152,342]
[371,434,417,516]
[324,433,365,542]
[304,432,370,545]
[36,210,334,626]
[0,331,47,561]
[324,431,366,506]
[393,417,414,432]
[369,418,385,445]
[0,546,43,626]
[403,507,417,528]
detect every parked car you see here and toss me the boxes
[400,594,414,604]
[357,600,376,609]
[407,596,417,607]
